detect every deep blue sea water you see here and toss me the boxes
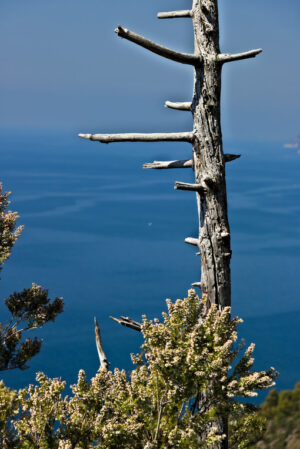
[0,130,300,402]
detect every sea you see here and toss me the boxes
[0,129,300,403]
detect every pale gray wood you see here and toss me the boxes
[165,101,192,111]
[174,181,204,191]
[78,132,194,143]
[94,317,109,371]
[143,159,193,169]
[218,48,262,63]
[115,25,199,66]
[157,10,193,19]
[191,0,231,312]
[185,237,200,246]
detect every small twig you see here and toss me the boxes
[154,398,165,442]
[191,391,200,415]
[177,402,186,423]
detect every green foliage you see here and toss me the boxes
[255,383,300,449]
[0,184,64,372]
[0,290,277,448]
[0,185,23,274]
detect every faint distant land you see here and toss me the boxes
[283,135,300,149]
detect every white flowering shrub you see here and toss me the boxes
[0,290,277,448]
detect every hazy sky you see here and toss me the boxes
[0,0,299,141]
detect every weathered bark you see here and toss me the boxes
[191,2,229,447]
[191,0,230,313]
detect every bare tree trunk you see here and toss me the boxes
[191,0,230,310]
[192,5,231,446]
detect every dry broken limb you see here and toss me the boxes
[143,154,240,170]
[82,1,262,448]
[157,10,193,19]
[110,315,142,332]
[94,317,110,371]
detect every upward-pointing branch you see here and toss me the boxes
[157,10,193,19]
[115,25,200,66]
[218,48,262,63]
[94,317,109,371]
[78,132,194,143]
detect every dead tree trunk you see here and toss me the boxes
[80,1,261,447]
[191,0,230,309]
[79,0,260,311]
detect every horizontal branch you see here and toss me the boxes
[143,159,193,169]
[78,132,194,143]
[165,101,192,111]
[110,316,141,332]
[175,181,204,192]
[157,10,193,19]
[94,317,109,371]
[224,153,241,162]
[218,48,262,63]
[115,25,199,66]
[185,237,200,246]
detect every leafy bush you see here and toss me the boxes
[0,290,277,448]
